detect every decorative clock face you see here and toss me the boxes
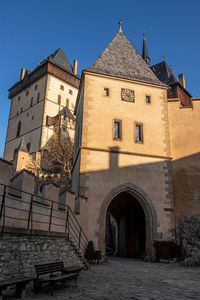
[121,88,135,102]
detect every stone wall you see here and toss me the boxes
[176,214,200,266]
[0,232,82,281]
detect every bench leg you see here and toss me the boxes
[0,288,3,300]
[15,283,26,298]
[50,282,55,296]
[74,278,77,287]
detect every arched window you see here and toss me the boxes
[16,121,21,137]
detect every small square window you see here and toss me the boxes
[104,88,109,96]
[146,96,151,104]
[60,85,64,91]
[26,90,29,96]
[113,120,122,140]
[35,85,38,90]
[58,95,61,105]
[135,123,143,143]
[69,89,73,95]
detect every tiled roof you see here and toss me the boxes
[85,31,166,87]
[36,48,73,73]
[59,106,75,120]
[151,61,177,86]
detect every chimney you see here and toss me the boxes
[20,68,26,81]
[178,73,186,89]
[73,60,78,75]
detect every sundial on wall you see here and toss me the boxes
[121,88,135,102]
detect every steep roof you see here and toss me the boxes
[85,31,165,87]
[58,106,75,120]
[151,61,177,86]
[18,137,28,153]
[36,48,73,73]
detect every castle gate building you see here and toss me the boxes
[72,28,175,258]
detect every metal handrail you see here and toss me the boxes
[0,182,88,258]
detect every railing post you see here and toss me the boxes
[65,206,69,238]
[78,228,82,251]
[27,195,33,231]
[49,201,53,232]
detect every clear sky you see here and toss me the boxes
[0,0,199,158]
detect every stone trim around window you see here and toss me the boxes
[134,122,143,143]
[113,119,122,140]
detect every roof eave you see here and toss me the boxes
[83,69,168,88]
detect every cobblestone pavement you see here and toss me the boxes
[22,257,200,300]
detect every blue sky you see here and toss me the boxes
[0,0,199,158]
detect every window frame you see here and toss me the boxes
[103,88,109,97]
[113,119,122,140]
[145,95,151,104]
[58,94,61,105]
[134,122,143,143]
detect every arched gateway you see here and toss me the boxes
[100,184,157,258]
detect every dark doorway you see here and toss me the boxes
[106,191,146,258]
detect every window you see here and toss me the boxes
[35,85,38,90]
[26,90,29,96]
[30,97,33,107]
[69,89,73,95]
[135,123,143,143]
[58,95,61,105]
[66,98,69,107]
[37,93,40,103]
[113,120,122,140]
[60,85,64,91]
[18,96,21,101]
[27,112,29,117]
[146,95,151,104]
[32,115,34,120]
[104,88,109,96]
[26,143,31,152]
[16,121,21,137]
[20,107,23,113]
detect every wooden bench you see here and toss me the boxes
[35,262,78,296]
[0,277,35,299]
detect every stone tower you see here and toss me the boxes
[4,48,80,161]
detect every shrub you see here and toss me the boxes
[85,240,95,262]
[153,240,181,261]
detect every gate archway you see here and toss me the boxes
[101,184,156,258]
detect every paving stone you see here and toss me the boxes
[17,257,200,300]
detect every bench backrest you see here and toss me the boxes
[35,262,64,277]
